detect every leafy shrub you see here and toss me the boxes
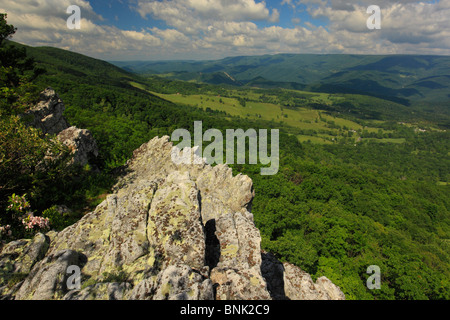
[1,194,49,241]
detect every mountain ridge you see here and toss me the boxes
[111,53,450,105]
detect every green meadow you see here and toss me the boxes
[147,88,395,145]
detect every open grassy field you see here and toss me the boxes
[128,80,409,146]
[147,88,396,144]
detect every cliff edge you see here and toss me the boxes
[0,134,345,300]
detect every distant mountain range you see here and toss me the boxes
[7,39,449,121]
[111,54,450,106]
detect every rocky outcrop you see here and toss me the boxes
[260,252,345,300]
[24,88,69,135]
[25,88,98,167]
[0,136,345,300]
[56,126,99,167]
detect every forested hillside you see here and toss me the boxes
[1,28,449,300]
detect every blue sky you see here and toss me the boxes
[1,0,449,60]
[88,0,327,31]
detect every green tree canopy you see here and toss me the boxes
[0,13,16,46]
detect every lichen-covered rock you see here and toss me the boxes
[0,136,345,300]
[211,267,270,300]
[0,233,49,299]
[315,276,347,300]
[64,282,132,300]
[0,233,49,275]
[151,264,213,300]
[24,88,69,135]
[15,249,84,300]
[147,171,205,271]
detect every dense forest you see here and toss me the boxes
[1,15,449,300]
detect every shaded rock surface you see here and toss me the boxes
[0,136,345,300]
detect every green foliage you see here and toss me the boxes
[1,194,50,240]
[0,15,44,116]
[0,14,15,46]
[246,142,449,300]
[42,206,66,231]
[0,115,52,194]
[0,17,115,241]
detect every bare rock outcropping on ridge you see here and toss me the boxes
[24,87,69,135]
[24,87,98,167]
[0,136,345,300]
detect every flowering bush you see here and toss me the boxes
[1,194,51,241]
[6,193,31,218]
[22,213,50,232]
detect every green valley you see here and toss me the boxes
[112,54,450,108]
[146,88,399,145]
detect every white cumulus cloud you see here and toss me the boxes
[1,0,449,60]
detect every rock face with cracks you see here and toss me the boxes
[0,136,345,300]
